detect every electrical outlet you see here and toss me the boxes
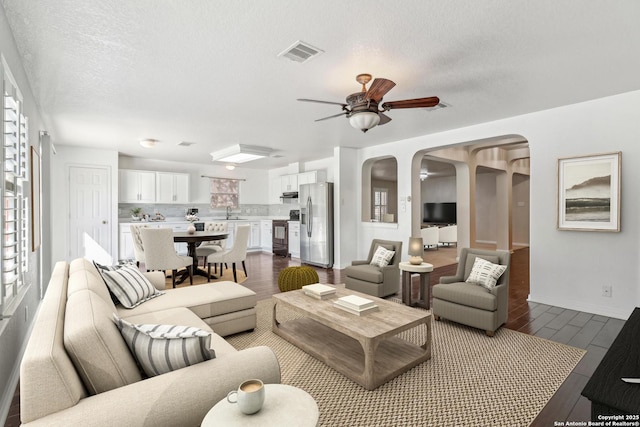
[602,285,612,297]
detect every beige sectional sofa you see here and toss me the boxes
[19,258,280,426]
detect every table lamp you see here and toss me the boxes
[408,237,424,265]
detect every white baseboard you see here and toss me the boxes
[527,294,631,320]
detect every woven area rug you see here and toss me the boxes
[227,298,585,427]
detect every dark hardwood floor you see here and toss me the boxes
[4,247,620,426]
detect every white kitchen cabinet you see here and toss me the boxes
[119,170,156,203]
[288,221,300,258]
[280,174,298,193]
[119,225,135,261]
[249,221,261,249]
[297,170,326,189]
[156,172,190,204]
[260,220,272,251]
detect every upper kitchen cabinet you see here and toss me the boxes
[280,174,298,193]
[156,172,190,204]
[119,170,156,203]
[297,170,326,188]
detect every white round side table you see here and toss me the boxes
[399,261,434,309]
[201,383,319,427]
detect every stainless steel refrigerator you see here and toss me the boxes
[300,182,333,268]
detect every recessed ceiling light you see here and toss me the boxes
[140,139,158,148]
[225,164,236,170]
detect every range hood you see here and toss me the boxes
[280,191,299,199]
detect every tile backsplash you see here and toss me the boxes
[119,202,298,219]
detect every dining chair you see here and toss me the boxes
[130,224,149,266]
[206,224,250,282]
[140,227,193,288]
[195,222,228,275]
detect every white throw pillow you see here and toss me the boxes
[465,257,507,290]
[98,264,164,308]
[370,246,395,268]
[113,316,216,377]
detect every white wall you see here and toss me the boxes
[355,90,640,319]
[0,6,46,422]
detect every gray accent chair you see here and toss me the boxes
[345,239,403,298]
[432,247,511,336]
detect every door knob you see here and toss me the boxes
[102,220,108,224]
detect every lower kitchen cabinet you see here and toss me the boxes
[260,220,272,251]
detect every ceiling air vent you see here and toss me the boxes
[278,40,323,63]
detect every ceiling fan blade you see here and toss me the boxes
[315,111,348,122]
[298,98,348,107]
[381,96,440,110]
[365,78,396,102]
[378,112,392,126]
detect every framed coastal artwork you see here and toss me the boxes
[557,152,621,232]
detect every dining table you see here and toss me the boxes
[173,231,229,284]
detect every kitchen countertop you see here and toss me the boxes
[119,216,288,225]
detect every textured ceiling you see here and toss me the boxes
[2,1,639,169]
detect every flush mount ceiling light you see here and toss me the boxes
[139,138,158,148]
[225,164,236,170]
[210,144,273,164]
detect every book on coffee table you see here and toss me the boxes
[333,299,379,316]
[335,295,376,310]
[302,284,336,299]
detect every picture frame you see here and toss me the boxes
[557,152,621,232]
[30,147,41,251]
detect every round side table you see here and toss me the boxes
[399,261,434,309]
[201,384,319,427]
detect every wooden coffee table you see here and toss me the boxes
[272,287,431,390]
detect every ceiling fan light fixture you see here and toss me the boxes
[139,138,158,148]
[349,112,380,133]
[210,144,273,164]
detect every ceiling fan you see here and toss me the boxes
[298,73,440,133]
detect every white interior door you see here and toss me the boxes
[68,166,111,260]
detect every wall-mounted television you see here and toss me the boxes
[423,202,457,224]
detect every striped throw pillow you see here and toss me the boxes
[113,316,216,377]
[465,257,507,290]
[98,264,164,308]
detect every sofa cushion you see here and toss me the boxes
[64,290,142,395]
[116,281,256,319]
[465,257,507,289]
[370,246,395,267]
[99,264,164,308]
[345,264,383,283]
[114,316,216,377]
[463,254,500,281]
[432,282,498,311]
[67,260,118,312]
